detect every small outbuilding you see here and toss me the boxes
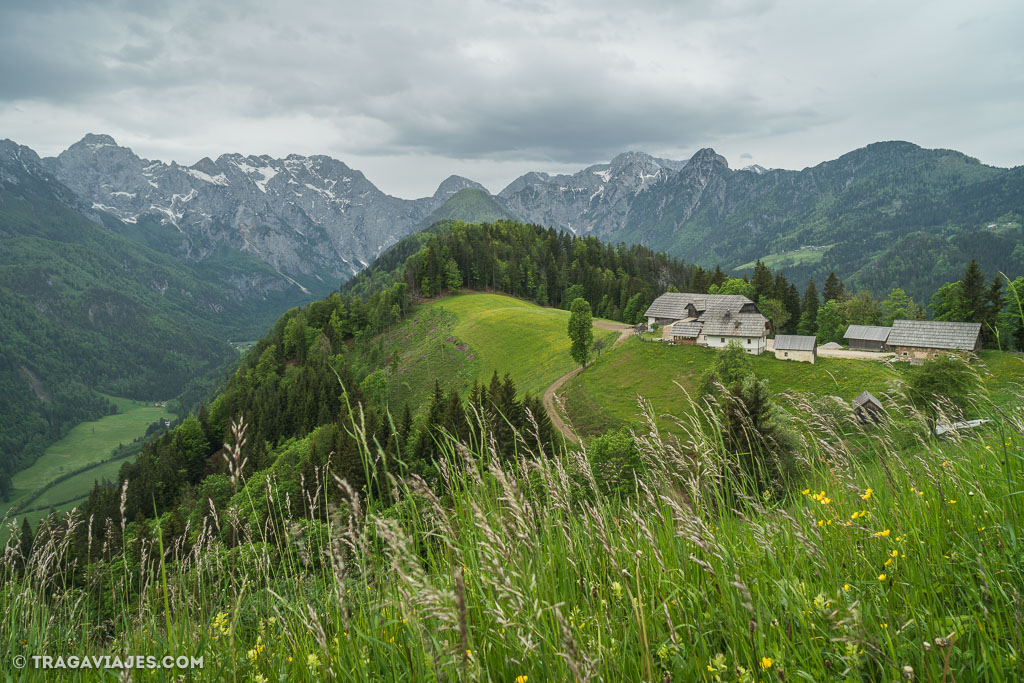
[887,319,982,361]
[669,320,702,345]
[852,391,885,425]
[773,334,817,363]
[843,325,892,352]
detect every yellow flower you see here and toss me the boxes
[466,649,473,659]
[802,488,810,495]
[817,519,825,527]
[760,657,774,669]
[878,573,887,581]
[516,677,529,683]
[890,550,898,558]
[860,488,873,500]
[884,558,892,566]
[873,529,890,537]
[306,653,320,670]
[842,584,851,591]
[948,499,957,505]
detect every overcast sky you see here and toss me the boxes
[1,0,1021,198]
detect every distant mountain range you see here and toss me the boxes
[5,133,1023,306]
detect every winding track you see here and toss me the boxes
[542,321,633,443]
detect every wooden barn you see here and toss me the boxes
[887,320,982,361]
[843,325,892,352]
[773,335,817,363]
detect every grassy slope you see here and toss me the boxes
[564,340,915,437]
[418,293,620,397]
[1,398,172,523]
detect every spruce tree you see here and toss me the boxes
[798,278,819,336]
[960,259,986,322]
[823,272,845,303]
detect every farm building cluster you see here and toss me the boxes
[644,293,771,355]
[644,292,985,364]
[844,320,982,361]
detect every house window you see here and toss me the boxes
[784,352,789,357]
[721,337,725,343]
[746,338,751,344]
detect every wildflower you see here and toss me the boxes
[817,520,825,527]
[890,550,898,558]
[884,558,893,567]
[861,488,873,501]
[466,649,473,659]
[306,654,320,671]
[760,657,774,669]
[611,581,623,599]
[802,488,810,495]
[878,573,887,581]
[948,499,957,505]
[516,677,529,683]
[843,584,851,591]
[255,676,268,683]
[873,529,891,538]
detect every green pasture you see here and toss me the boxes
[419,293,619,397]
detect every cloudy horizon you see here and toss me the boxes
[2,0,1022,199]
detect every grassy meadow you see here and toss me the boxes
[387,293,620,404]
[561,338,902,437]
[5,374,1022,681]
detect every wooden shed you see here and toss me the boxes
[773,334,817,363]
[669,320,702,345]
[843,325,892,352]
[852,391,885,425]
[887,320,982,361]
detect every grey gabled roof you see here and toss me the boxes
[887,319,982,350]
[669,321,702,338]
[852,390,883,410]
[843,325,892,342]
[774,334,817,351]
[644,293,754,320]
[699,311,770,337]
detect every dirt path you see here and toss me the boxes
[543,321,632,444]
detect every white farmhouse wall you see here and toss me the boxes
[700,334,765,355]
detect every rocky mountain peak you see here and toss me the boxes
[433,175,486,200]
[687,147,729,169]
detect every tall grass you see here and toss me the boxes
[2,375,1023,680]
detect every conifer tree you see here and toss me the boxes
[823,272,845,303]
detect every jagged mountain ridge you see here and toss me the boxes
[43,134,485,288]
[24,135,1024,303]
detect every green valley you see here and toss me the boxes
[0,397,173,530]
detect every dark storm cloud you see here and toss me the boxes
[0,0,1021,197]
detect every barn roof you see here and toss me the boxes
[887,319,981,350]
[774,334,817,351]
[700,311,770,337]
[844,325,892,342]
[669,321,702,338]
[644,293,754,320]
[852,391,883,410]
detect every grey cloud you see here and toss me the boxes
[0,0,1022,198]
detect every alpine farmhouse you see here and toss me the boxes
[644,293,770,355]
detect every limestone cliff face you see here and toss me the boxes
[45,134,483,286]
